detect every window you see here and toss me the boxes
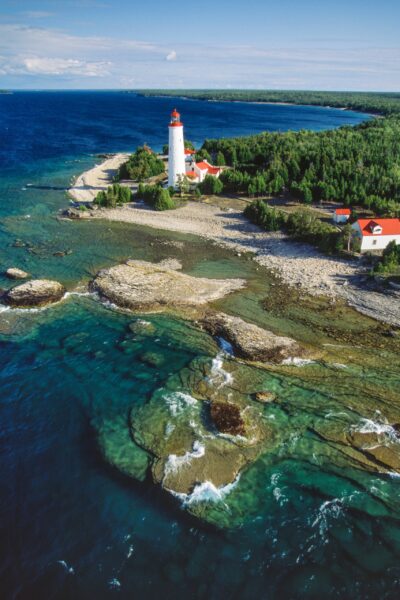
[372,240,377,246]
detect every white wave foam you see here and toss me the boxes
[57,560,74,575]
[172,475,241,507]
[108,578,121,590]
[352,417,400,444]
[311,498,344,536]
[164,391,198,417]
[164,441,205,476]
[208,352,233,387]
[64,291,94,299]
[281,357,315,366]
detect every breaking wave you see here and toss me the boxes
[164,441,205,476]
[172,475,241,507]
[164,391,198,417]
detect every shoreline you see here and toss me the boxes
[71,198,399,327]
[68,153,130,203]
[137,93,378,118]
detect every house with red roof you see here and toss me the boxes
[333,207,351,224]
[352,218,400,252]
[193,160,222,183]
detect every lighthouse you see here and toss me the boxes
[168,109,186,188]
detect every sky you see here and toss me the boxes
[0,0,399,90]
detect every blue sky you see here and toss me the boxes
[0,0,399,90]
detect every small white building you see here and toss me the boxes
[193,160,222,183]
[352,218,400,252]
[333,208,351,224]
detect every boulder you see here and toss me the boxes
[5,268,29,280]
[200,312,305,363]
[62,207,82,219]
[4,279,66,307]
[91,259,245,312]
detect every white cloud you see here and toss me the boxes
[22,57,111,77]
[166,50,177,61]
[0,23,399,90]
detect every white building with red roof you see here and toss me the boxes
[193,160,222,183]
[352,218,400,252]
[333,207,351,224]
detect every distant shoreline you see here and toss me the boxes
[136,92,378,117]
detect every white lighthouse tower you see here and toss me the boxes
[168,109,186,188]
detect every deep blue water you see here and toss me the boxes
[0,91,369,171]
[3,93,400,600]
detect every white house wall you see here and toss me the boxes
[360,234,400,251]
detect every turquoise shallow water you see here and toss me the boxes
[1,93,400,599]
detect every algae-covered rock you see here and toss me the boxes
[200,312,305,363]
[91,259,245,312]
[140,351,165,367]
[4,279,66,307]
[312,418,400,475]
[128,319,156,336]
[94,414,150,481]
[210,401,245,436]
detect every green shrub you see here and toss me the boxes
[199,174,223,195]
[374,240,400,273]
[136,183,176,211]
[119,146,165,181]
[94,183,132,207]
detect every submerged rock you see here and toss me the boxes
[4,279,66,307]
[5,267,29,280]
[91,259,245,312]
[128,319,156,336]
[254,391,277,403]
[200,312,305,363]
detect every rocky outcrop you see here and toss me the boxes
[4,279,66,307]
[5,268,29,280]
[200,312,305,363]
[91,259,245,312]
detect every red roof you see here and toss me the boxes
[357,218,400,236]
[335,208,351,215]
[186,170,197,179]
[206,165,221,175]
[171,108,180,117]
[195,161,221,175]
[196,161,210,170]
[184,148,196,155]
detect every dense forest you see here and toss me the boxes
[138,89,400,116]
[138,90,400,216]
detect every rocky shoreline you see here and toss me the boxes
[65,193,400,327]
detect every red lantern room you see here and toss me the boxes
[169,108,182,127]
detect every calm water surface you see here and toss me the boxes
[1,93,400,600]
